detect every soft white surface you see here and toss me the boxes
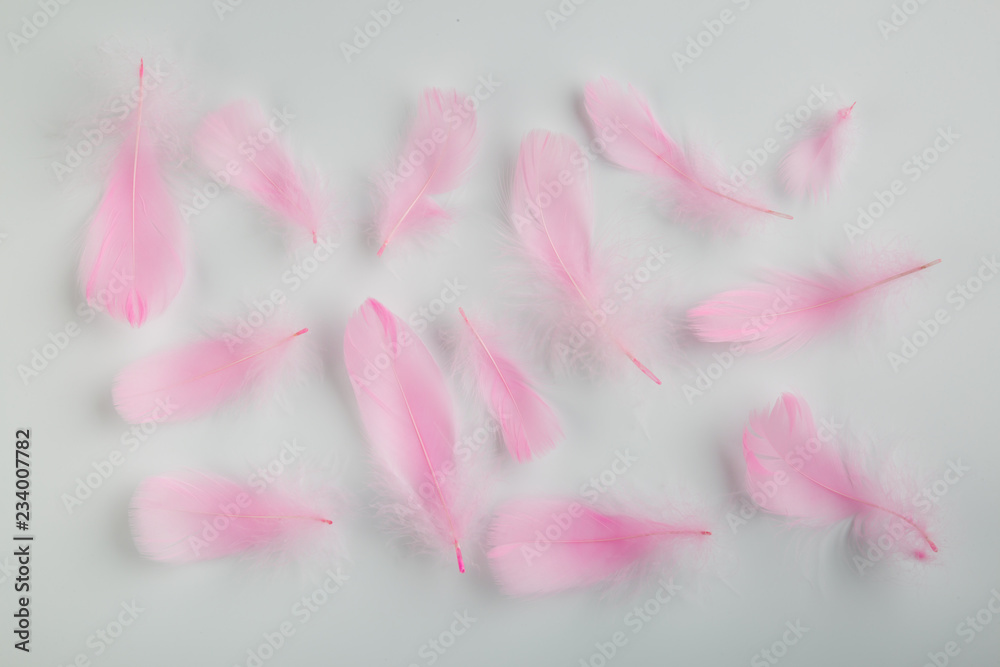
[2,1,999,665]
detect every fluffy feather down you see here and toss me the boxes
[780,103,857,200]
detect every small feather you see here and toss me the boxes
[743,393,937,562]
[195,100,326,243]
[780,103,857,200]
[487,498,711,596]
[455,307,562,462]
[113,326,309,423]
[584,77,791,232]
[79,59,186,327]
[129,471,334,563]
[374,88,478,256]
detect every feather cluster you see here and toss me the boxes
[743,393,937,563]
[688,249,941,356]
[487,498,711,596]
[454,308,562,462]
[584,77,791,232]
[130,471,334,563]
[79,59,186,327]
[343,298,474,572]
[374,88,478,256]
[195,100,327,243]
[780,103,857,201]
[113,326,309,423]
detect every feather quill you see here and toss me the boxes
[129,471,333,563]
[195,100,325,243]
[487,498,711,596]
[688,251,941,356]
[510,130,661,384]
[79,59,186,327]
[374,88,478,256]
[780,103,857,200]
[113,326,309,423]
[343,298,470,572]
[456,307,562,462]
[584,77,791,231]
[743,393,937,561]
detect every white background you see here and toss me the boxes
[2,0,999,665]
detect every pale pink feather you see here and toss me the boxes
[510,130,661,384]
[743,393,937,561]
[488,498,711,596]
[688,251,941,356]
[79,59,186,327]
[456,307,562,462]
[375,88,478,256]
[130,471,333,563]
[780,103,857,200]
[195,100,325,243]
[343,298,470,572]
[584,77,791,231]
[113,326,309,423]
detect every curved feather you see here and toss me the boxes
[743,393,937,560]
[79,59,186,327]
[195,100,325,243]
[780,103,857,200]
[129,471,333,563]
[343,298,468,571]
[584,77,791,230]
[688,254,941,356]
[510,130,661,384]
[456,308,562,462]
[488,498,711,596]
[375,88,478,256]
[113,327,308,423]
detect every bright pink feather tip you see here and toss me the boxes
[457,308,562,462]
[743,393,937,561]
[510,130,661,384]
[488,498,711,597]
[112,326,309,424]
[780,103,857,201]
[343,298,470,572]
[129,472,333,563]
[375,88,478,256]
[79,58,186,327]
[584,77,791,231]
[688,252,941,357]
[195,100,325,243]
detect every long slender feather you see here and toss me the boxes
[688,251,941,356]
[487,498,711,596]
[584,77,791,231]
[113,326,309,423]
[375,88,478,256]
[780,103,857,201]
[343,298,470,571]
[129,471,333,563]
[79,59,186,327]
[195,100,325,243]
[743,393,937,562]
[510,130,661,384]
[456,307,562,462]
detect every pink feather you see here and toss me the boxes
[194,100,326,243]
[743,393,937,562]
[510,130,661,384]
[688,250,941,356]
[79,59,186,327]
[487,498,711,596]
[374,88,478,256]
[584,77,791,231]
[780,103,857,200]
[455,307,562,462]
[129,471,334,563]
[343,298,471,572]
[113,326,309,423]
